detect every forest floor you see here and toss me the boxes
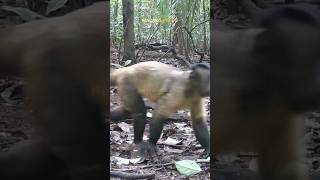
[0,1,34,153]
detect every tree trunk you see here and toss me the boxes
[113,0,119,20]
[203,0,207,53]
[122,0,135,64]
[174,11,184,55]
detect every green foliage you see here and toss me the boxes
[111,0,210,50]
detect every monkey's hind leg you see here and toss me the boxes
[117,77,148,158]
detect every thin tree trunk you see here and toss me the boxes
[203,0,207,52]
[122,0,135,64]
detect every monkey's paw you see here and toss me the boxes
[130,142,159,163]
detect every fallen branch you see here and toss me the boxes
[140,162,174,169]
[110,160,210,179]
[140,159,210,170]
[110,171,155,179]
[157,143,187,148]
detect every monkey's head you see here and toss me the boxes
[253,5,320,112]
[189,63,210,97]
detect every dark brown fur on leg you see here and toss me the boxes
[115,77,149,158]
[191,99,210,157]
[117,77,147,144]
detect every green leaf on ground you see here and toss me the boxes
[175,160,202,176]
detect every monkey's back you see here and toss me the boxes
[112,61,189,102]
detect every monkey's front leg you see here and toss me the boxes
[143,95,176,159]
[192,118,210,158]
[191,100,210,158]
[147,112,167,154]
[132,107,167,160]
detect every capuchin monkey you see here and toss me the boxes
[110,61,210,158]
[213,5,320,180]
[0,2,109,180]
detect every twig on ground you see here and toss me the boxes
[110,171,155,179]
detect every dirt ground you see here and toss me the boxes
[0,78,32,152]
[0,0,33,153]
